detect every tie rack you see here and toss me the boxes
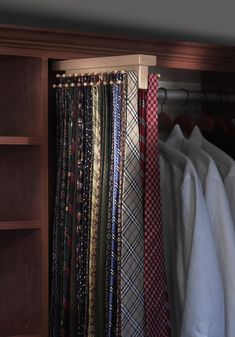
[52,54,157,89]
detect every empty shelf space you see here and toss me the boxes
[0,221,42,230]
[0,145,41,221]
[0,230,42,336]
[0,58,43,138]
[0,137,41,145]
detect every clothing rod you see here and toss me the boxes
[158,88,235,104]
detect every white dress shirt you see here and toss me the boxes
[166,125,235,337]
[159,140,224,337]
[189,125,235,224]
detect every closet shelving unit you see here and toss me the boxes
[0,25,235,337]
[0,54,48,337]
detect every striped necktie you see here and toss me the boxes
[144,74,171,337]
[107,82,122,337]
[121,70,145,337]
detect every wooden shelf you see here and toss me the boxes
[0,220,41,230]
[0,137,40,145]
[9,334,41,337]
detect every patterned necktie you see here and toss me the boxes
[61,84,78,337]
[78,85,93,337]
[121,71,145,337]
[69,87,85,337]
[105,91,114,337]
[96,84,112,337]
[88,85,102,337]
[144,74,171,337]
[116,78,127,337]
[138,89,147,186]
[51,85,69,337]
[107,82,122,337]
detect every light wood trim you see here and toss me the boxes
[53,54,156,70]
[52,54,157,89]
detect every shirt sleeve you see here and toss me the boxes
[180,173,225,337]
[224,174,235,224]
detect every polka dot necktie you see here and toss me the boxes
[144,74,171,337]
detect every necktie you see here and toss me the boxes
[96,84,112,337]
[144,74,171,337]
[88,85,102,337]
[120,71,145,337]
[51,85,69,337]
[78,84,93,337]
[58,84,89,337]
[116,78,127,337]
[69,87,85,337]
[105,92,114,337]
[107,82,122,337]
[60,84,77,337]
[138,89,147,185]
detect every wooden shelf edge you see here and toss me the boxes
[0,136,41,145]
[0,220,42,230]
[9,335,41,337]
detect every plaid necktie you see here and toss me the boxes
[144,74,171,337]
[121,71,145,337]
[88,85,102,337]
[107,82,122,337]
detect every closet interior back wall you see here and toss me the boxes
[155,66,235,123]
[201,71,235,119]
[157,67,202,120]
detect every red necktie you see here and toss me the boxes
[144,74,171,337]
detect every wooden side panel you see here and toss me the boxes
[40,57,49,337]
[0,55,48,336]
[0,230,42,337]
